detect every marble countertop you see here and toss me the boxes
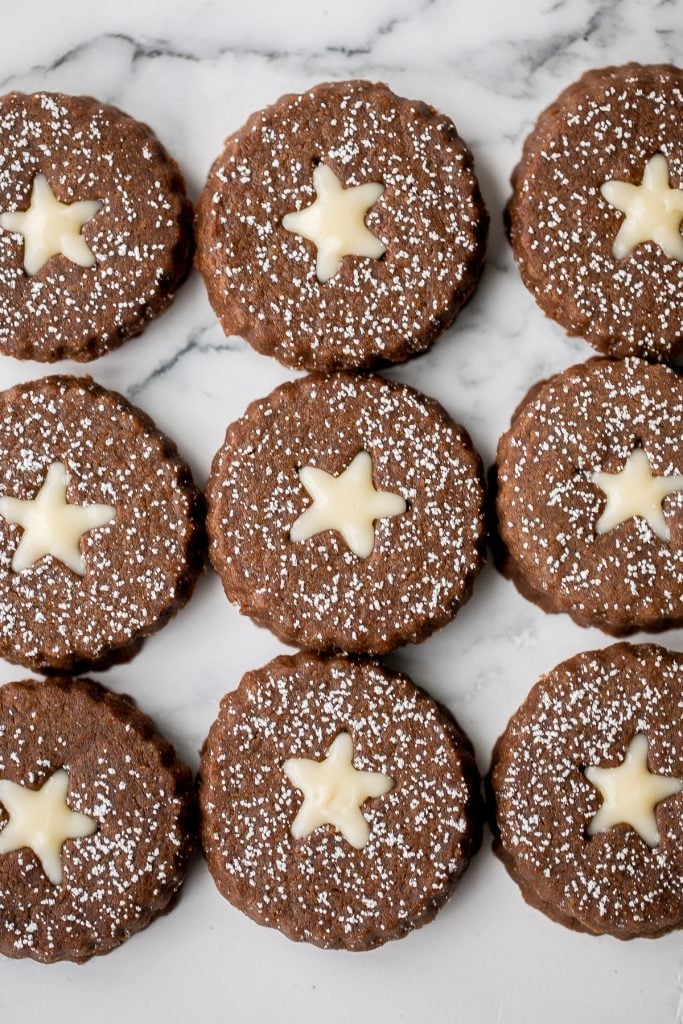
[1,1,682,1021]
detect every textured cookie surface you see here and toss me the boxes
[0,375,204,672]
[494,357,683,635]
[199,652,482,951]
[0,677,195,963]
[206,372,486,654]
[196,79,488,371]
[508,64,683,360]
[491,643,683,939]
[0,91,192,361]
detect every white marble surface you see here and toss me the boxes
[0,1,682,1021]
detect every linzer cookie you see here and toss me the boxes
[490,643,683,939]
[494,357,683,635]
[206,372,486,654]
[199,651,482,951]
[508,63,683,360]
[0,375,204,672]
[0,676,195,963]
[0,91,192,362]
[196,79,488,371]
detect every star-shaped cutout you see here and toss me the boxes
[0,462,116,575]
[601,153,683,261]
[0,173,102,276]
[592,447,683,542]
[289,450,406,558]
[282,163,386,282]
[283,732,394,849]
[584,733,683,847]
[0,768,97,885]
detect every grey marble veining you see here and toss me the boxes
[0,1,682,1021]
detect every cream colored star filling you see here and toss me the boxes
[282,164,385,282]
[0,768,97,885]
[592,447,683,543]
[289,450,406,558]
[0,173,102,276]
[601,153,683,261]
[585,733,683,848]
[283,732,394,849]
[0,462,116,575]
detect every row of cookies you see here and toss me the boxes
[2,638,681,962]
[0,352,679,676]
[0,63,679,367]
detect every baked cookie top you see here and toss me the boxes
[0,676,195,963]
[206,372,486,655]
[495,357,683,635]
[196,79,488,371]
[0,91,192,362]
[199,651,482,951]
[0,375,204,672]
[508,63,683,360]
[491,643,683,939]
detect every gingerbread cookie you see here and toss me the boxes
[0,676,195,963]
[490,643,683,939]
[196,79,488,371]
[493,357,683,635]
[508,63,683,360]
[206,372,486,655]
[0,92,192,362]
[199,651,482,951]
[0,375,204,672]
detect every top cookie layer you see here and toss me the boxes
[491,643,683,938]
[0,375,204,672]
[206,372,486,654]
[196,80,488,371]
[508,63,683,360]
[0,676,194,963]
[495,357,683,634]
[199,651,482,951]
[0,92,192,362]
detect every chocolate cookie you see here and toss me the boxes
[0,91,192,362]
[0,676,195,963]
[0,375,204,672]
[199,651,482,951]
[493,357,683,635]
[206,372,486,654]
[490,643,683,940]
[508,63,683,360]
[196,79,488,371]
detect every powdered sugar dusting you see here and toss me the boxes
[201,653,479,949]
[497,357,683,632]
[207,372,485,654]
[494,644,683,936]
[197,80,487,369]
[0,376,201,671]
[0,678,192,962]
[0,92,190,361]
[511,64,683,359]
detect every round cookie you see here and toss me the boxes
[196,79,488,371]
[0,375,204,672]
[0,91,193,362]
[0,676,195,963]
[206,372,486,655]
[493,357,683,635]
[199,651,482,951]
[508,63,683,361]
[490,643,683,940]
